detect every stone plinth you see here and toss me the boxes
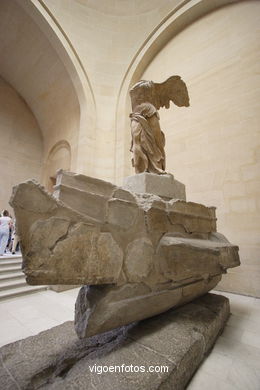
[123,172,186,200]
[0,293,229,390]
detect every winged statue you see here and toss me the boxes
[129,76,190,174]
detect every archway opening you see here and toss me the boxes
[45,141,71,193]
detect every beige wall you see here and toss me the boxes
[140,1,260,296]
[41,0,182,181]
[0,77,43,211]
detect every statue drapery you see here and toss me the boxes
[129,76,190,174]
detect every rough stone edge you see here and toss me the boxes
[184,297,230,389]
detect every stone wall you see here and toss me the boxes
[140,1,260,296]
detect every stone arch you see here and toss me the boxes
[44,141,72,193]
[0,0,96,180]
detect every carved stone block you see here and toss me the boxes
[9,171,240,338]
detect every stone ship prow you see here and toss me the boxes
[10,170,240,338]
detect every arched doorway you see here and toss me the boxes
[44,141,71,193]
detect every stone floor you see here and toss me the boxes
[0,287,80,347]
[0,289,259,389]
[188,291,260,390]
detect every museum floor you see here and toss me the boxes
[0,288,259,389]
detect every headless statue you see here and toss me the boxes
[129,76,190,174]
[130,103,165,174]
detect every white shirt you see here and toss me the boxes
[0,216,11,229]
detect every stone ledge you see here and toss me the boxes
[0,293,229,390]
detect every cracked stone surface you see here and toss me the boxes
[10,170,240,338]
[0,294,229,390]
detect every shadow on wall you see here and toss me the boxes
[0,76,43,210]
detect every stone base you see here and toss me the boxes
[0,293,229,390]
[123,172,186,200]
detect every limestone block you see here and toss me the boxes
[0,294,230,390]
[168,200,215,219]
[10,182,124,286]
[29,216,70,254]
[112,188,136,202]
[54,184,108,223]
[107,198,140,231]
[167,200,217,233]
[12,180,57,215]
[157,235,240,282]
[55,169,116,197]
[26,219,123,285]
[146,205,169,232]
[123,172,186,200]
[124,238,154,282]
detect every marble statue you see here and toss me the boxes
[130,103,166,174]
[129,76,189,174]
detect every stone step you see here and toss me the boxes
[0,259,22,267]
[0,271,24,281]
[0,285,48,301]
[0,279,28,291]
[0,269,25,282]
[0,254,22,260]
[0,265,22,274]
[0,253,48,300]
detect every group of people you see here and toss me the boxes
[0,210,19,256]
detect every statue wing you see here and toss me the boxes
[130,76,189,111]
[154,76,190,109]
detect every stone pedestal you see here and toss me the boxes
[0,293,229,390]
[123,172,186,200]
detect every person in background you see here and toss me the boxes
[7,214,13,252]
[0,210,12,256]
[11,218,20,255]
